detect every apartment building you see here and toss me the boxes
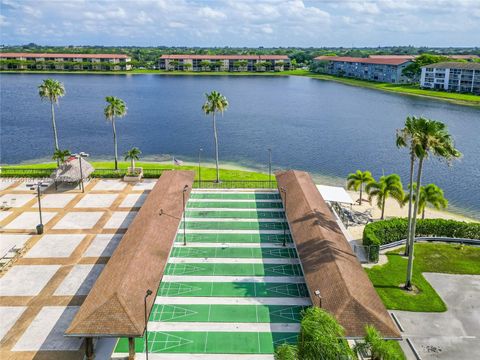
[313,56,412,83]
[420,62,480,94]
[159,54,290,72]
[0,53,132,71]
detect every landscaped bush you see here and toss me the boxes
[363,218,480,246]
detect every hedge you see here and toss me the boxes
[363,218,480,247]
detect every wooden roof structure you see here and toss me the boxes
[276,170,400,338]
[66,170,195,337]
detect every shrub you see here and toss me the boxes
[275,344,299,360]
[354,325,404,360]
[363,218,480,246]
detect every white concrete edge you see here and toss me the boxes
[173,242,294,248]
[168,257,300,264]
[147,322,300,332]
[161,275,305,283]
[154,296,312,306]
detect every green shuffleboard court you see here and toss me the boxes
[186,210,285,218]
[170,246,297,259]
[116,331,299,354]
[175,233,293,243]
[158,282,309,297]
[114,190,308,358]
[149,304,306,323]
[187,201,284,209]
[190,193,280,200]
[165,263,304,276]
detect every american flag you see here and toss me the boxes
[173,157,184,166]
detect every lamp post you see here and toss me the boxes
[72,152,89,193]
[198,148,203,186]
[268,148,272,188]
[183,185,189,246]
[27,181,49,234]
[314,289,322,308]
[280,186,287,247]
[144,289,153,360]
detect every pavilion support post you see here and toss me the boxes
[128,337,136,360]
[85,337,94,360]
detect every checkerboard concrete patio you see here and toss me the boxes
[0,178,155,360]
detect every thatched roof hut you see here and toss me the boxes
[50,157,94,182]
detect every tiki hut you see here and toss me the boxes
[50,156,94,185]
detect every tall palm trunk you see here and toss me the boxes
[51,100,60,166]
[381,196,385,219]
[405,156,424,290]
[359,185,363,205]
[404,151,416,256]
[212,113,220,183]
[111,118,118,170]
[422,208,426,220]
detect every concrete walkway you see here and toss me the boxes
[393,273,480,359]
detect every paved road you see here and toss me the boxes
[393,273,480,359]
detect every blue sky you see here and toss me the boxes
[0,0,479,47]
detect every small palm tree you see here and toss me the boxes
[124,147,141,173]
[38,79,66,163]
[366,174,405,220]
[404,118,461,290]
[202,91,229,183]
[52,149,71,165]
[354,325,401,360]
[346,170,374,205]
[418,183,448,219]
[104,96,127,170]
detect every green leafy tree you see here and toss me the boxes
[104,96,127,170]
[38,79,66,163]
[238,60,248,71]
[202,91,229,183]
[183,62,192,71]
[405,118,461,290]
[199,60,211,71]
[417,183,448,219]
[347,170,374,205]
[366,174,405,220]
[298,307,353,360]
[124,147,142,172]
[274,344,298,360]
[396,116,421,255]
[52,148,71,165]
[402,54,460,80]
[354,325,402,360]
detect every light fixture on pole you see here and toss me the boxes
[314,289,322,308]
[72,152,89,193]
[280,186,287,247]
[198,148,203,186]
[144,289,153,360]
[27,181,49,234]
[182,185,189,246]
[268,148,272,188]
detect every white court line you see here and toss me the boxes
[192,189,278,194]
[168,258,299,264]
[187,208,284,212]
[113,353,274,360]
[162,275,305,283]
[189,199,281,203]
[148,322,300,333]
[183,218,284,223]
[185,230,290,234]
[173,242,294,248]
[155,297,311,306]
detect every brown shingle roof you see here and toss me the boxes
[276,170,401,339]
[0,52,130,59]
[422,62,480,70]
[66,170,195,337]
[160,54,289,60]
[314,56,411,66]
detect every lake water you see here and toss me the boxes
[1,73,479,218]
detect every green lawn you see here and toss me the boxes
[1,161,271,182]
[366,243,480,312]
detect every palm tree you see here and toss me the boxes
[417,183,448,219]
[405,118,461,290]
[346,170,374,205]
[124,147,141,173]
[366,174,405,220]
[396,116,421,256]
[38,79,65,163]
[52,148,71,165]
[104,96,127,170]
[202,91,229,183]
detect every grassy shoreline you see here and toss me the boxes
[2,69,478,106]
